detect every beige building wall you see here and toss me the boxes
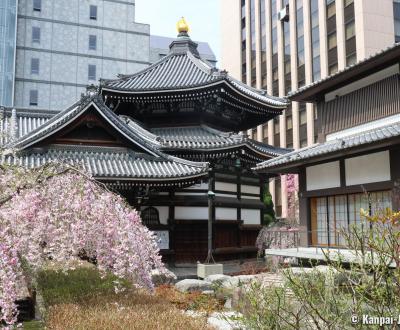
[220,0,242,79]
[220,0,398,218]
[354,0,395,60]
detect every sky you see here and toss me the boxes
[135,0,221,63]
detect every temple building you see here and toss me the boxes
[255,43,400,249]
[1,19,289,263]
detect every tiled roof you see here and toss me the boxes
[3,146,207,181]
[2,95,209,182]
[0,108,52,145]
[288,42,400,100]
[102,35,288,109]
[255,121,400,171]
[151,125,291,157]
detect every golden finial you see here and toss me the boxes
[177,17,190,34]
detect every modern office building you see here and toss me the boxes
[14,0,150,111]
[0,1,217,113]
[0,0,18,107]
[221,0,400,217]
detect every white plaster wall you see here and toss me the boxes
[215,207,237,220]
[241,184,260,195]
[154,206,169,225]
[175,207,208,220]
[241,209,260,225]
[215,181,237,192]
[306,161,341,191]
[345,151,391,186]
[186,182,208,190]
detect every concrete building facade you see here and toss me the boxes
[0,0,18,107]
[221,0,400,217]
[150,35,217,66]
[14,0,150,111]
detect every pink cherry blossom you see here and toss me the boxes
[0,163,166,325]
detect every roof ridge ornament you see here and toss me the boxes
[177,17,190,36]
[169,17,200,57]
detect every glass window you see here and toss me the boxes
[89,35,97,50]
[88,64,96,80]
[313,55,321,81]
[90,5,97,20]
[33,0,41,11]
[31,58,39,74]
[262,124,268,139]
[29,90,38,106]
[327,2,336,18]
[346,53,357,66]
[328,33,337,49]
[274,118,280,134]
[329,63,338,74]
[286,115,293,130]
[312,191,392,247]
[344,0,353,6]
[395,1,400,39]
[300,107,307,125]
[32,26,40,43]
[345,20,355,40]
[300,139,308,147]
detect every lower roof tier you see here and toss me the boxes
[2,145,208,187]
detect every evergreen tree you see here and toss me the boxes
[262,183,276,226]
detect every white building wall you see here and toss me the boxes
[175,207,208,220]
[306,161,341,191]
[241,209,261,225]
[345,151,391,186]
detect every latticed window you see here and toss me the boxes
[141,207,160,226]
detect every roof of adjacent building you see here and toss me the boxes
[150,35,216,60]
[288,42,400,102]
[2,95,209,183]
[254,120,400,172]
[101,32,288,110]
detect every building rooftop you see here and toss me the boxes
[254,120,400,172]
[150,35,215,60]
[2,95,209,185]
[288,42,400,102]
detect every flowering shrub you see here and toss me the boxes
[285,174,299,224]
[256,224,299,253]
[240,209,400,329]
[0,163,166,325]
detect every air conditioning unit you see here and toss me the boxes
[278,4,289,22]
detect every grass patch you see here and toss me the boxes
[36,267,212,330]
[36,267,131,307]
[22,320,45,330]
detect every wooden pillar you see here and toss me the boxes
[298,168,309,246]
[390,148,400,211]
[237,167,242,250]
[168,190,175,264]
[207,171,216,262]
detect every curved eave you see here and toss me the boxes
[162,142,287,159]
[101,79,288,111]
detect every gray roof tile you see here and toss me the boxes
[255,121,400,171]
[3,146,207,181]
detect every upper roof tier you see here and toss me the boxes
[100,24,288,131]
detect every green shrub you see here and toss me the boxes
[235,209,400,329]
[262,184,276,226]
[36,267,131,307]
